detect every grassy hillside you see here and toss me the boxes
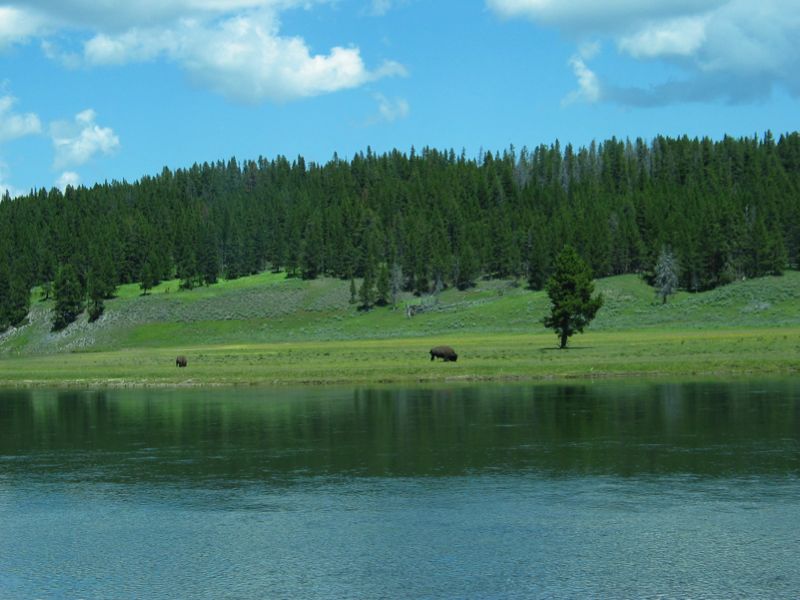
[0,271,798,386]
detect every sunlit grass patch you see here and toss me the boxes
[3,271,799,386]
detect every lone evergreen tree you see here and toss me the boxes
[52,264,83,331]
[654,246,679,304]
[543,245,603,349]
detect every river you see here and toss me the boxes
[1,381,799,598]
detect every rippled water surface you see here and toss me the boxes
[2,381,800,598]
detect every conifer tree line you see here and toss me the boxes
[0,132,798,331]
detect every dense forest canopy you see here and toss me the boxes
[1,132,799,331]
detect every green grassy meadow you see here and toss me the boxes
[1,271,798,386]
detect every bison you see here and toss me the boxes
[430,345,458,362]
[176,355,187,368]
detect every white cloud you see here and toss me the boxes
[0,6,48,48]
[8,1,318,31]
[56,171,80,191]
[0,160,25,199]
[176,13,393,102]
[0,96,42,142]
[562,56,600,105]
[50,109,120,169]
[83,28,179,65]
[618,15,709,59]
[487,0,720,30]
[0,2,404,103]
[488,0,800,105]
[75,11,405,102]
[372,93,410,123]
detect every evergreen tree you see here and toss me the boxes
[88,245,117,300]
[358,270,375,310]
[0,132,799,318]
[87,296,104,322]
[177,251,198,290]
[349,277,357,305]
[654,246,679,304]
[543,246,603,348]
[454,246,479,290]
[175,219,199,290]
[40,281,53,301]
[140,260,158,295]
[199,224,220,285]
[376,263,390,306]
[5,268,31,328]
[300,213,324,279]
[224,230,244,280]
[52,264,83,331]
[0,265,10,332]
[524,222,550,291]
[764,221,787,276]
[86,268,106,322]
[390,262,404,306]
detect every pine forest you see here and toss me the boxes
[1,132,799,331]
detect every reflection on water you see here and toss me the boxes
[1,381,800,598]
[2,382,799,480]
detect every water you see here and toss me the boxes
[1,381,799,598]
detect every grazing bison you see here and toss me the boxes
[430,345,458,362]
[176,355,187,368]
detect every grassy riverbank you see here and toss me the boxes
[1,270,799,386]
[0,327,798,387]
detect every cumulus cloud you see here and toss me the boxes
[176,13,402,102]
[83,28,179,66]
[56,171,80,191]
[562,55,600,105]
[0,1,405,103]
[488,0,800,105]
[50,109,120,169]
[7,1,318,31]
[618,15,709,59]
[0,96,42,142]
[75,12,406,102]
[0,6,48,48]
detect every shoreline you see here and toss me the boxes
[1,366,795,390]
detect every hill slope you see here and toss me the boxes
[1,272,799,386]
[2,271,799,357]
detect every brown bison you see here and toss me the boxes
[176,355,187,368]
[430,345,458,362]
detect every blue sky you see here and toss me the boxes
[1,0,799,196]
